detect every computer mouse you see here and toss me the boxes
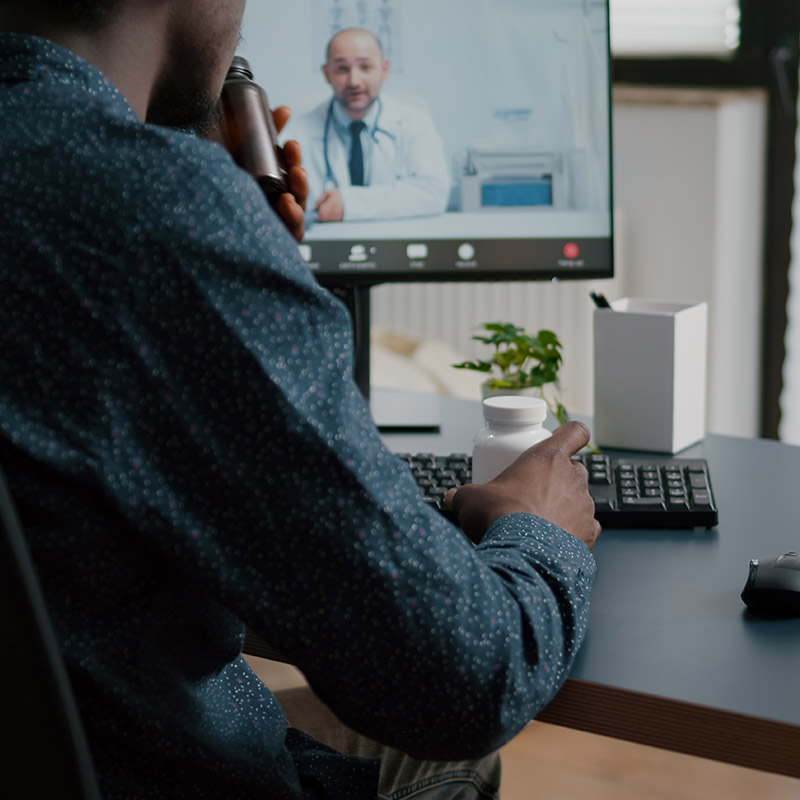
[741,552,800,616]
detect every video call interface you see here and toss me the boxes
[240,0,612,282]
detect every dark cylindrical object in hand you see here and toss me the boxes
[218,56,288,207]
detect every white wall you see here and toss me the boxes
[612,87,766,437]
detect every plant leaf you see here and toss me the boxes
[452,360,493,372]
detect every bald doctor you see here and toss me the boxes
[283,27,450,224]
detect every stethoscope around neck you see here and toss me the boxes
[322,97,396,190]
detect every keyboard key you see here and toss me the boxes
[434,469,457,482]
[622,497,666,508]
[668,498,690,510]
[691,490,713,508]
[689,473,709,490]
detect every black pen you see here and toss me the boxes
[590,291,612,309]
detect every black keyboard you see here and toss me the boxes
[397,452,718,530]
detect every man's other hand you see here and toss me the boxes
[315,189,344,222]
[272,106,308,242]
[447,421,600,549]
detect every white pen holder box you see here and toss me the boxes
[593,298,708,453]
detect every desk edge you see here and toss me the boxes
[537,678,800,779]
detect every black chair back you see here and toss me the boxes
[0,464,102,798]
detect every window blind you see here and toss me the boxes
[610,0,741,57]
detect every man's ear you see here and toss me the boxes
[382,59,390,80]
[321,64,332,86]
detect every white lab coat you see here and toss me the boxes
[282,95,450,222]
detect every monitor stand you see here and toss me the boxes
[330,284,441,432]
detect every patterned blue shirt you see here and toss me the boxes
[0,34,596,799]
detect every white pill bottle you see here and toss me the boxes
[471,396,552,484]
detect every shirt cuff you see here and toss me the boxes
[477,512,597,574]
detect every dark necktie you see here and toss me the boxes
[349,120,366,186]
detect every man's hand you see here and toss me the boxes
[272,106,308,242]
[315,189,344,222]
[447,421,600,549]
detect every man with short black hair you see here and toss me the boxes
[0,2,599,798]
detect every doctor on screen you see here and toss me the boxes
[283,27,449,223]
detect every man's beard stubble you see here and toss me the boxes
[146,89,222,136]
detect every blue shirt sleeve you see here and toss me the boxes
[103,133,598,760]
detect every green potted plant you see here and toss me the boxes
[452,322,569,424]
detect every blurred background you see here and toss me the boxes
[242,1,800,447]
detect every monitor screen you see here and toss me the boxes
[239,0,612,286]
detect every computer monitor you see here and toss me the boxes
[238,0,613,412]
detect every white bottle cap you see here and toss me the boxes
[482,395,547,424]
